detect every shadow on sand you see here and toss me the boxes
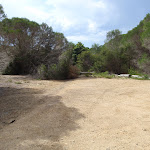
[0,87,85,150]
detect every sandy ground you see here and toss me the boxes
[0,75,150,150]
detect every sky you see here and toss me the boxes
[0,0,150,47]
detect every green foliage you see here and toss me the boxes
[90,43,102,54]
[105,29,122,52]
[142,14,150,38]
[72,42,88,64]
[2,61,17,75]
[101,48,130,74]
[0,4,6,21]
[128,68,149,80]
[93,60,105,73]
[3,52,38,75]
[1,4,150,80]
[138,53,150,65]
[121,23,143,48]
[93,71,115,79]
[3,57,22,75]
[128,68,140,75]
[2,17,39,34]
[15,81,22,84]
[76,39,135,74]
[1,16,69,77]
[143,74,149,80]
[141,14,150,49]
[37,64,48,79]
[99,15,150,75]
[77,51,95,72]
[105,29,122,43]
[131,74,149,80]
[40,49,79,80]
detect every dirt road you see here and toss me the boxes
[0,75,150,150]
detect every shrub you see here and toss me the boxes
[143,74,149,80]
[38,50,79,80]
[68,65,80,79]
[128,68,141,75]
[3,58,20,75]
[138,53,150,65]
[37,64,48,79]
[93,71,115,79]
[77,51,95,72]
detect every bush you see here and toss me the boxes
[38,50,79,80]
[77,51,95,72]
[37,64,48,79]
[3,57,21,75]
[2,53,36,75]
[143,74,149,80]
[68,65,80,79]
[128,68,141,75]
[47,63,79,80]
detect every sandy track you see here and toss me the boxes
[0,75,150,150]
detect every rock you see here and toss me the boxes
[131,75,142,78]
[118,74,130,78]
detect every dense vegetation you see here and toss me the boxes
[0,4,79,79]
[0,4,150,79]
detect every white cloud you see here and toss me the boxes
[0,0,118,46]
[25,6,50,21]
[44,0,116,32]
[88,20,98,32]
[67,30,108,47]
[92,1,106,8]
[67,35,89,42]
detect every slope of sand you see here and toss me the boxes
[0,75,150,150]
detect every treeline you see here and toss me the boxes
[1,4,150,79]
[73,14,150,76]
[0,4,79,79]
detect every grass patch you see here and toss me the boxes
[15,81,22,84]
[93,71,115,79]
[7,79,12,83]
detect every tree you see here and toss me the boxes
[77,51,95,71]
[104,29,122,51]
[72,42,88,64]
[1,18,40,56]
[90,43,102,54]
[1,17,69,75]
[105,29,122,43]
[35,23,68,66]
[0,4,6,21]
[141,14,150,50]
[0,4,6,52]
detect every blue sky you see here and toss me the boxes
[0,0,150,47]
